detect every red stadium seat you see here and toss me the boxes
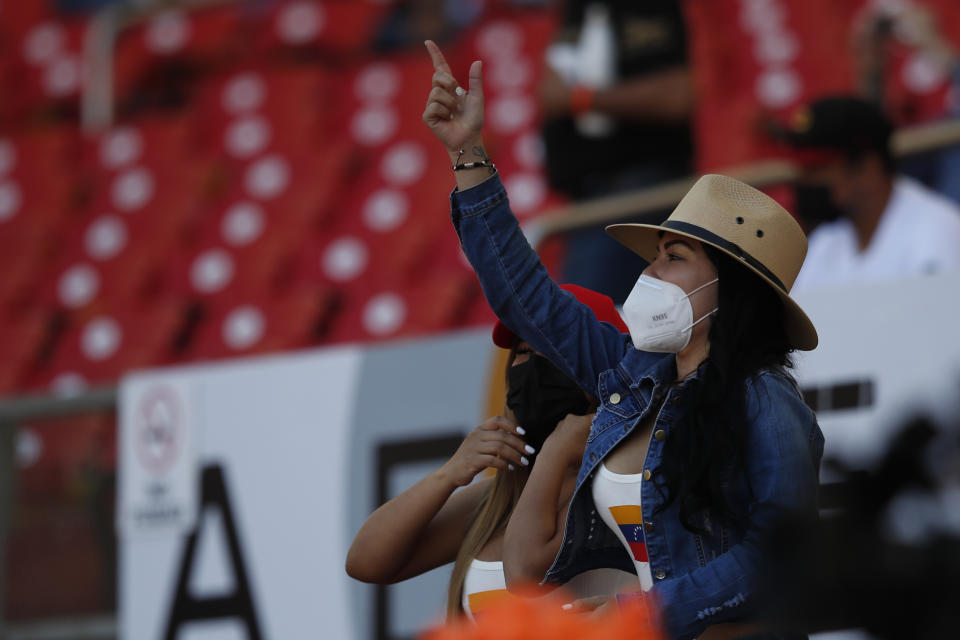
[0,17,88,120]
[0,308,51,397]
[329,53,444,153]
[187,283,337,360]
[24,298,186,393]
[27,113,206,319]
[253,0,390,62]
[79,116,197,178]
[0,128,78,311]
[163,143,349,302]
[39,161,204,319]
[194,65,342,163]
[324,270,478,345]
[113,4,244,108]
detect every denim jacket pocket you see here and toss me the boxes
[587,412,632,444]
[694,527,728,567]
[692,512,727,567]
[596,369,636,419]
[588,370,638,443]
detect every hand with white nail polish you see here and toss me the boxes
[562,595,614,616]
[347,308,587,598]
[347,413,528,586]
[438,415,533,487]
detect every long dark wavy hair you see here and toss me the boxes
[653,245,796,533]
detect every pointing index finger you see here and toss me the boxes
[424,40,453,75]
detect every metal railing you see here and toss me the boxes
[0,388,117,640]
[522,117,960,245]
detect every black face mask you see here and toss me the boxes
[506,354,592,457]
[793,182,846,227]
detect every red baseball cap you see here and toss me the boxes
[492,284,628,349]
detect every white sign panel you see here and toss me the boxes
[118,378,198,536]
[120,347,364,640]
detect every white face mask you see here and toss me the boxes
[622,275,718,353]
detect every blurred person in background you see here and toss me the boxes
[762,405,960,638]
[781,95,960,291]
[851,2,960,205]
[374,0,486,52]
[346,284,627,620]
[423,41,822,640]
[540,0,694,303]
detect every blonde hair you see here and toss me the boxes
[445,344,525,619]
[445,468,526,619]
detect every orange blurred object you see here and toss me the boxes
[420,585,664,640]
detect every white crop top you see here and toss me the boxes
[461,559,509,620]
[591,463,654,591]
[461,556,639,620]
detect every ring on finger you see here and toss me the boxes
[455,86,466,97]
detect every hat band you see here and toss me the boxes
[661,220,788,292]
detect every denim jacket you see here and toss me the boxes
[450,174,824,640]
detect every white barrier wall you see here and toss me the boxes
[120,347,365,640]
[119,331,498,640]
[792,272,960,469]
[118,273,960,640]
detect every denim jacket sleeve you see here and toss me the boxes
[640,371,823,640]
[450,173,632,394]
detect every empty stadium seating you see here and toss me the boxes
[0,0,565,398]
[0,6,569,619]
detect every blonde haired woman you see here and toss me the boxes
[346,286,627,619]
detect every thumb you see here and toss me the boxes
[468,60,483,97]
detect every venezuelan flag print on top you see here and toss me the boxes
[463,559,511,620]
[608,505,648,562]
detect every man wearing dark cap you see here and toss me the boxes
[779,96,960,291]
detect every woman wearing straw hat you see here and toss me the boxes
[421,41,823,639]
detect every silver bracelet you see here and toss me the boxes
[452,160,495,171]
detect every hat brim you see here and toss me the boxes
[605,223,818,351]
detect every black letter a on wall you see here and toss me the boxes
[164,464,263,640]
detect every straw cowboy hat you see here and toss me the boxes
[606,174,818,351]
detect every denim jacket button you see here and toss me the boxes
[654,569,667,580]
[609,393,621,405]
[643,469,652,481]
[654,429,667,441]
[644,521,654,533]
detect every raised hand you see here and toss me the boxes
[423,40,485,155]
[439,416,533,487]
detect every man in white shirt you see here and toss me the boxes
[778,96,960,291]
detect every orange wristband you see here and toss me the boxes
[569,86,596,115]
